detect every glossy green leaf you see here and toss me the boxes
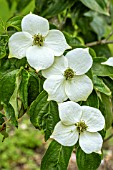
[28,71,44,105]
[41,140,73,170]
[93,75,111,96]
[6,16,22,31]
[76,147,101,170]
[92,58,113,77]
[21,0,35,15]
[4,103,18,127]
[103,77,113,93]
[0,69,18,104]
[36,0,74,18]
[84,11,106,40]
[64,32,82,48]
[82,90,99,108]
[28,91,60,141]
[99,94,113,130]
[92,44,111,58]
[9,75,20,118]
[80,0,109,15]
[19,69,29,109]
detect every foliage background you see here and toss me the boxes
[0,0,113,169]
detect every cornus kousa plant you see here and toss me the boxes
[42,48,93,102]
[0,1,113,169]
[50,101,105,154]
[9,13,70,70]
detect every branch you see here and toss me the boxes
[105,30,113,41]
[86,30,113,47]
[86,39,113,47]
[104,133,113,143]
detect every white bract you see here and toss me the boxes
[50,101,105,154]
[101,57,113,67]
[42,48,93,103]
[9,14,70,70]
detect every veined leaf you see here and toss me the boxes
[41,140,73,170]
[28,91,60,141]
[0,69,18,104]
[36,0,74,18]
[99,94,113,130]
[83,90,99,108]
[19,69,29,109]
[80,0,109,15]
[93,75,111,96]
[28,71,44,105]
[21,0,35,15]
[92,57,113,77]
[4,103,18,127]
[6,16,22,31]
[76,147,101,170]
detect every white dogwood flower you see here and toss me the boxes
[50,101,105,154]
[101,57,113,67]
[9,14,70,70]
[42,48,93,102]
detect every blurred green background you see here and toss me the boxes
[0,115,46,170]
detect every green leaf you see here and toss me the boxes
[92,44,111,58]
[41,140,73,170]
[0,69,18,104]
[28,91,60,141]
[6,16,22,31]
[103,77,113,93]
[9,75,20,119]
[0,35,9,59]
[92,57,113,77]
[21,0,35,15]
[0,0,10,22]
[4,103,18,127]
[28,71,44,105]
[36,0,74,18]
[84,11,106,40]
[99,94,113,130]
[0,57,27,71]
[0,18,5,34]
[76,147,101,170]
[0,0,17,22]
[93,75,111,96]
[19,69,29,109]
[82,90,99,108]
[80,0,109,15]
[64,32,83,48]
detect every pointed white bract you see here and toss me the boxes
[42,48,93,102]
[50,101,105,154]
[101,57,113,67]
[9,14,70,70]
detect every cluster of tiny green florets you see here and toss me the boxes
[64,68,75,80]
[75,121,88,133]
[33,34,45,46]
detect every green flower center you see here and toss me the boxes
[33,34,45,46]
[64,68,74,80]
[75,121,88,133]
